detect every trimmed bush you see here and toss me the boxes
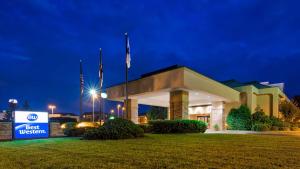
[83,118,144,140]
[138,124,152,133]
[64,127,93,137]
[63,122,77,129]
[149,120,207,134]
[226,105,252,130]
[62,122,95,137]
[251,123,270,131]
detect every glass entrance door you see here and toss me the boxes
[197,115,210,128]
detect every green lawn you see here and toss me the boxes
[0,134,300,169]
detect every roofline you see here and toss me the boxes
[106,65,185,89]
[182,67,241,93]
[106,65,241,95]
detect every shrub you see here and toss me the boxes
[279,127,290,131]
[290,127,300,131]
[251,111,270,124]
[83,118,144,140]
[138,124,152,133]
[269,117,284,127]
[149,120,207,134]
[251,123,270,131]
[271,126,279,131]
[62,122,95,137]
[64,127,93,137]
[226,105,252,130]
[63,122,77,129]
[213,124,220,131]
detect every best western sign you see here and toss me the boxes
[14,111,49,139]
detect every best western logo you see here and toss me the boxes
[17,124,47,135]
[27,113,38,121]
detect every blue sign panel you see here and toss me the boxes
[14,111,49,139]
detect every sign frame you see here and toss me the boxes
[13,111,49,140]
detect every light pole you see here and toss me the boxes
[122,107,125,118]
[89,89,97,123]
[117,104,121,118]
[48,105,56,114]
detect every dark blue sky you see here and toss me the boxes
[0,0,299,114]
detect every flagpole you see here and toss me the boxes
[80,60,83,120]
[125,33,129,119]
[99,48,103,123]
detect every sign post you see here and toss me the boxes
[14,111,49,139]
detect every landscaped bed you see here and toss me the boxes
[0,133,300,169]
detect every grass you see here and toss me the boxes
[0,134,300,169]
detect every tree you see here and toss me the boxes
[22,100,31,111]
[279,100,300,122]
[0,111,8,122]
[146,106,167,120]
[292,96,300,109]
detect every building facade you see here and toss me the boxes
[107,65,288,130]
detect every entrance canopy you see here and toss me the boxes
[107,65,240,107]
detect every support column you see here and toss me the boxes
[169,90,189,120]
[211,102,224,131]
[124,99,138,124]
[271,94,279,118]
[167,107,170,120]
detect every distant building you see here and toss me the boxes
[80,112,102,122]
[49,112,80,122]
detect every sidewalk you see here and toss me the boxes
[205,129,300,136]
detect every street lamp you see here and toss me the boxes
[122,107,125,118]
[101,92,107,98]
[117,104,121,118]
[8,99,18,120]
[89,89,98,123]
[48,104,56,114]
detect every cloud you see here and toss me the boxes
[0,52,31,61]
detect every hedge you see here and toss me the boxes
[62,122,94,137]
[83,118,144,140]
[251,123,270,131]
[138,124,152,133]
[149,120,207,134]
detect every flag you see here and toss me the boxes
[99,48,103,89]
[80,60,84,95]
[125,33,131,68]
